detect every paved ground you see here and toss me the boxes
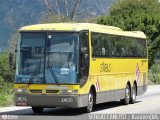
[0,85,160,120]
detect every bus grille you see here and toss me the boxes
[29,89,59,94]
[46,90,59,93]
[30,90,42,93]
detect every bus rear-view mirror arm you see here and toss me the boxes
[81,47,87,54]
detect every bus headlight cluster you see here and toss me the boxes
[14,88,28,93]
[62,89,78,94]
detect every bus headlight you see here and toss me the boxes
[14,88,28,93]
[62,89,78,94]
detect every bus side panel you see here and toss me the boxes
[87,58,148,104]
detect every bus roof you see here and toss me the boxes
[20,23,146,39]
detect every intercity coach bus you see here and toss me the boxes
[14,23,148,113]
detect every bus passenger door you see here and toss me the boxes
[79,31,89,88]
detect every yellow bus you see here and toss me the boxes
[14,23,148,113]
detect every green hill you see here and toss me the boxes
[0,0,115,50]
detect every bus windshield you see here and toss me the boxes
[16,32,79,84]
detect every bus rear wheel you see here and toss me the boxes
[130,84,136,104]
[32,107,44,113]
[121,84,130,105]
[84,90,94,113]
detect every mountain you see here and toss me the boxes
[0,0,115,49]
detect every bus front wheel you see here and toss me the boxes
[32,107,44,113]
[84,90,94,113]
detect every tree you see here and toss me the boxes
[41,14,70,23]
[8,32,19,52]
[97,0,160,68]
[70,0,81,20]
[43,0,81,21]
[0,53,15,83]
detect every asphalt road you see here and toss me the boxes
[0,85,160,120]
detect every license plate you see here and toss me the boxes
[16,97,27,106]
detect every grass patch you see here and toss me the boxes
[0,94,7,106]
[0,80,14,106]
[0,94,14,106]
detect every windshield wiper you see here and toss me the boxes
[27,58,42,85]
[47,53,59,84]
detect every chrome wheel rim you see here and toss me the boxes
[125,87,130,102]
[132,87,136,100]
[88,92,93,111]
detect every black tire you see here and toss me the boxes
[121,84,130,105]
[32,107,44,113]
[130,84,136,104]
[84,90,94,113]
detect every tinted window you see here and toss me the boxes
[91,32,147,58]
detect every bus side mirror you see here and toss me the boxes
[81,47,87,54]
[15,49,17,52]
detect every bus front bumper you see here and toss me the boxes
[15,93,88,108]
